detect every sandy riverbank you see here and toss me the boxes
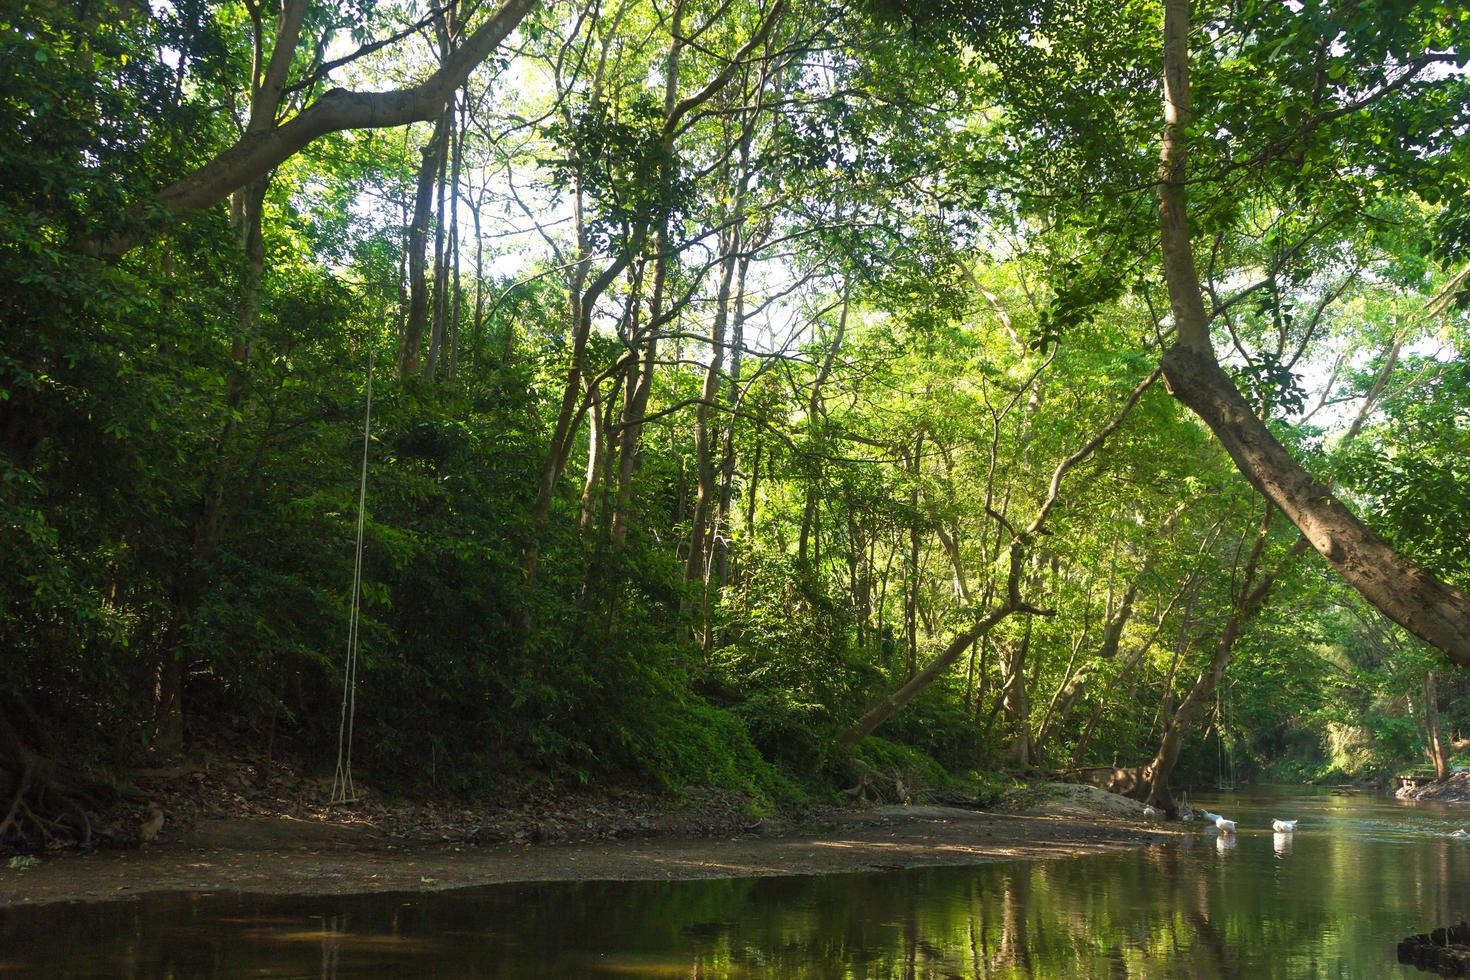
[0,802,1176,908]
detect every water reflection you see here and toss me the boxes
[2,788,1467,978]
[320,913,342,980]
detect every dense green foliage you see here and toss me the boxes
[1,0,1467,841]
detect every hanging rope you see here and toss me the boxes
[331,347,374,805]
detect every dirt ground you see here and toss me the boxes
[0,805,1177,908]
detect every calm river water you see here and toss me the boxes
[2,787,1467,977]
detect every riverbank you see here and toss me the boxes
[0,802,1175,908]
[1397,771,1470,803]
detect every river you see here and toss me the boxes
[2,787,1466,977]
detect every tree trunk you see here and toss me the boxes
[518,0,772,589]
[1002,618,1032,767]
[705,82,765,595]
[904,434,924,679]
[1162,346,1470,666]
[521,244,641,589]
[935,523,972,605]
[712,250,752,590]
[610,14,684,551]
[425,93,454,381]
[797,285,850,566]
[469,189,485,371]
[1425,670,1449,781]
[447,98,465,382]
[157,0,308,753]
[579,379,604,533]
[160,179,268,755]
[684,225,739,601]
[745,435,760,537]
[1069,550,1202,766]
[400,109,450,378]
[609,264,653,548]
[154,643,186,757]
[1155,0,1470,665]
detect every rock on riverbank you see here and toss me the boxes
[1012,782,1152,819]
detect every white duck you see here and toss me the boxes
[1214,815,1237,835]
[1272,819,1298,833]
[1142,805,1159,822]
[1452,829,1470,840]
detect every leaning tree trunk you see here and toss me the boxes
[841,542,1036,747]
[1155,0,1470,665]
[92,0,534,256]
[1136,616,1242,814]
[579,378,604,533]
[521,236,641,590]
[839,369,1160,747]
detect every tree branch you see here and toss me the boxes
[91,0,536,256]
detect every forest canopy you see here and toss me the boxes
[1,0,1467,844]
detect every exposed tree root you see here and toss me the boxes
[0,705,121,852]
[0,759,33,844]
[840,758,922,805]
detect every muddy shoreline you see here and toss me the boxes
[0,806,1174,908]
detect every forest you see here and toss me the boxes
[2,0,1468,851]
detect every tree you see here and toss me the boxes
[1153,0,1470,664]
[3,0,1468,849]
[91,0,536,256]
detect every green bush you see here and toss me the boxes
[615,699,803,806]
